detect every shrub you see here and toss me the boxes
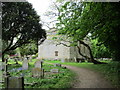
[32,53,38,59]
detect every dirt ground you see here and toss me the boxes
[63,65,114,88]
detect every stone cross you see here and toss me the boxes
[22,58,28,70]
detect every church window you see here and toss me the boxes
[55,51,58,56]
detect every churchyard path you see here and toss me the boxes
[63,65,114,88]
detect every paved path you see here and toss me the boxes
[63,65,114,88]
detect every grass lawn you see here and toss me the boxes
[2,59,75,89]
[45,60,120,88]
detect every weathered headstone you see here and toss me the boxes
[34,60,43,68]
[0,62,5,71]
[54,63,61,67]
[22,59,28,70]
[0,62,3,70]
[50,69,59,73]
[29,55,32,62]
[5,77,24,89]
[32,68,44,78]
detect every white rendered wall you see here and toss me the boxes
[38,41,70,60]
[38,30,70,60]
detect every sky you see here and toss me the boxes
[27,0,54,30]
[27,0,51,15]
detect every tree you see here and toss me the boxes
[79,2,120,61]
[19,41,38,56]
[56,1,120,62]
[91,38,111,58]
[56,2,104,64]
[2,2,46,61]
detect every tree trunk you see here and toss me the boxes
[78,40,107,64]
[2,54,5,62]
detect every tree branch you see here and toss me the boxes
[78,40,106,64]
[56,42,70,47]
[77,45,90,60]
[2,36,14,55]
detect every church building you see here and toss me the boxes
[38,29,90,62]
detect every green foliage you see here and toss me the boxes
[5,50,17,56]
[47,60,120,88]
[56,2,120,61]
[56,1,84,40]
[2,2,46,56]
[32,53,38,59]
[7,60,74,88]
[19,42,38,56]
[91,39,111,58]
[52,37,58,40]
[71,61,120,88]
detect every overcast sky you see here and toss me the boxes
[27,0,51,15]
[27,0,54,30]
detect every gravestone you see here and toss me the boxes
[34,60,43,68]
[5,77,24,89]
[22,58,28,70]
[29,56,32,62]
[50,69,59,73]
[0,62,4,70]
[54,63,61,67]
[0,62,6,71]
[32,68,44,78]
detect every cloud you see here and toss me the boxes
[27,0,50,15]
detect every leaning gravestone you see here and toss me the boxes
[34,60,43,68]
[5,77,24,89]
[22,58,28,70]
[32,68,44,78]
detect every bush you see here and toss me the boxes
[32,53,38,59]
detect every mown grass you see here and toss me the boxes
[45,60,120,88]
[3,59,75,89]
